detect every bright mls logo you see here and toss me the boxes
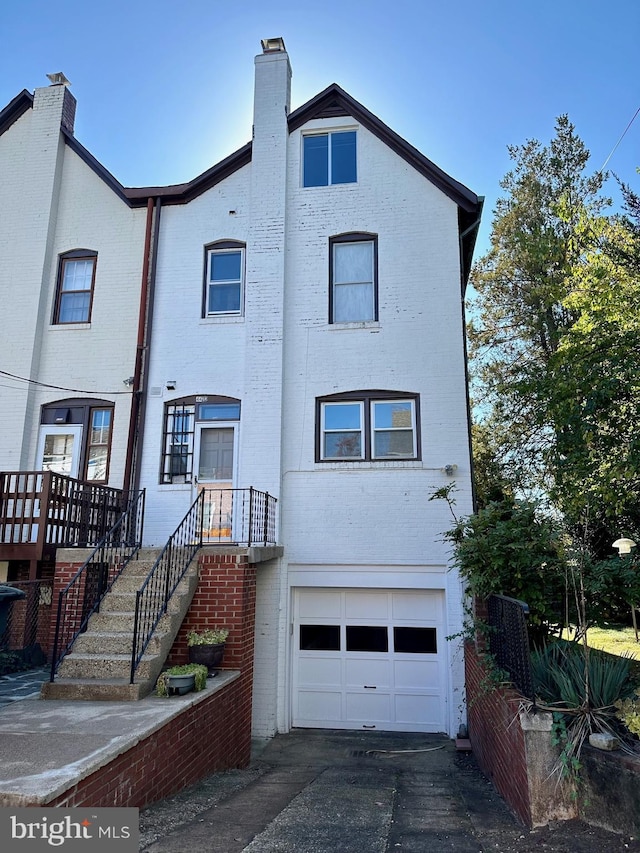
[0,808,138,851]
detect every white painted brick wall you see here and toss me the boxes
[0,88,146,483]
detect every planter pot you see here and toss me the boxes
[167,673,196,696]
[188,643,225,675]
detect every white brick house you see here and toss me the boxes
[0,40,482,738]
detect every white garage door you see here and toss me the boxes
[292,588,447,733]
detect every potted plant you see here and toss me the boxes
[156,663,208,697]
[187,627,229,675]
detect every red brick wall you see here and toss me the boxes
[38,548,258,809]
[465,640,531,826]
[165,551,257,746]
[46,675,250,808]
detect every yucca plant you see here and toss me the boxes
[531,640,636,777]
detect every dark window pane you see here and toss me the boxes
[209,283,241,313]
[210,251,241,281]
[198,403,241,421]
[324,431,362,458]
[331,131,357,184]
[394,627,437,654]
[304,135,329,187]
[300,625,340,651]
[346,625,388,652]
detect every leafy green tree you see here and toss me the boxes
[468,115,640,554]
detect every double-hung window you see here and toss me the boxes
[330,234,377,323]
[54,250,97,324]
[204,242,244,316]
[303,130,357,187]
[318,392,419,461]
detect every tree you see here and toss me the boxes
[468,115,640,553]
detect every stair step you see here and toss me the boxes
[41,677,153,702]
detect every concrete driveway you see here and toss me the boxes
[138,729,638,853]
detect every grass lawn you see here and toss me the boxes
[586,624,640,658]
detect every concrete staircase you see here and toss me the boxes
[41,548,200,701]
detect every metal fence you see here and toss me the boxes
[0,579,53,664]
[487,593,535,704]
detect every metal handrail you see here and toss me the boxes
[130,491,204,683]
[49,490,145,681]
[198,486,277,545]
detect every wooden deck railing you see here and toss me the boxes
[0,471,126,561]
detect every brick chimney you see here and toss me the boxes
[33,72,76,135]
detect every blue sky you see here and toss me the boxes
[1,0,638,256]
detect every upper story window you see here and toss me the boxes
[54,250,97,324]
[204,242,245,316]
[317,391,419,462]
[330,233,377,323]
[303,130,357,187]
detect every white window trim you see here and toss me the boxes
[302,128,358,188]
[371,399,418,460]
[205,246,244,317]
[320,400,365,461]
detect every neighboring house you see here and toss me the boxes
[0,40,482,739]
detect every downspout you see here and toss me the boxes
[123,196,157,497]
[131,197,162,497]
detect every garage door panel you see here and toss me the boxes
[395,694,444,726]
[298,690,342,721]
[392,592,441,621]
[393,659,440,688]
[345,657,391,687]
[297,657,342,686]
[298,590,342,618]
[346,691,390,722]
[345,591,389,619]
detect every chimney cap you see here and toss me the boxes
[47,72,71,87]
[261,37,286,54]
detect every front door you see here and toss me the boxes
[36,425,83,478]
[195,426,236,542]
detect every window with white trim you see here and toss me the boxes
[330,233,377,323]
[303,130,357,187]
[54,250,97,324]
[204,243,244,316]
[317,391,419,462]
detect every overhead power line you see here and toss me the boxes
[599,105,640,173]
[0,369,133,396]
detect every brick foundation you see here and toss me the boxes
[46,675,248,808]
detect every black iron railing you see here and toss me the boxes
[199,486,277,545]
[49,491,145,681]
[487,593,535,705]
[130,491,204,683]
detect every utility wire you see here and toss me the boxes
[599,105,640,173]
[0,369,133,396]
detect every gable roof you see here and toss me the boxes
[0,81,482,284]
